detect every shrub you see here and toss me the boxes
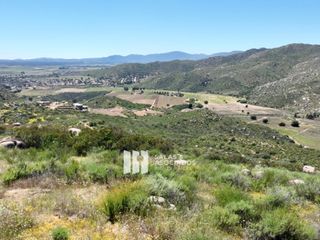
[253,169,290,190]
[279,122,286,127]
[0,204,34,238]
[196,103,203,108]
[248,209,316,240]
[146,174,186,205]
[206,207,240,232]
[102,181,150,223]
[15,125,72,149]
[214,185,250,206]
[227,200,256,226]
[52,227,69,240]
[295,179,320,203]
[250,115,257,120]
[262,118,269,124]
[291,120,300,127]
[63,160,81,182]
[221,172,251,190]
[264,187,295,209]
[204,100,208,104]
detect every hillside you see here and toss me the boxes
[88,44,320,113]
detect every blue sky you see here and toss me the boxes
[0,0,319,59]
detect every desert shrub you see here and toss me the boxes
[196,103,203,108]
[62,160,81,182]
[253,169,290,190]
[264,187,296,209]
[214,185,250,206]
[221,172,251,190]
[295,179,320,203]
[291,120,300,127]
[204,100,208,104]
[52,227,69,240]
[262,118,269,124]
[0,204,34,238]
[172,104,191,111]
[248,209,316,240]
[250,115,257,120]
[279,122,286,127]
[84,162,122,183]
[146,174,186,205]
[227,200,257,226]
[204,207,240,232]
[2,161,48,185]
[102,181,150,223]
[15,125,72,149]
[176,175,197,204]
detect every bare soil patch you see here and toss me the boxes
[89,107,127,117]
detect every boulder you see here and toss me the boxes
[289,179,305,185]
[0,141,15,148]
[68,128,81,136]
[15,140,26,149]
[0,138,27,149]
[168,203,176,211]
[303,165,315,173]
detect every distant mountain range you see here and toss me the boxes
[0,51,241,66]
[88,44,320,113]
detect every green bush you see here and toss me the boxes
[253,169,290,190]
[248,209,316,240]
[102,181,150,223]
[264,187,296,208]
[205,207,240,232]
[52,226,69,240]
[221,172,251,190]
[295,179,320,203]
[146,174,186,206]
[227,200,256,226]
[214,185,250,206]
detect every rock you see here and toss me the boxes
[148,196,166,204]
[15,140,26,149]
[12,122,21,127]
[303,165,315,173]
[174,160,188,166]
[289,179,305,185]
[154,204,163,209]
[241,168,251,176]
[0,138,27,149]
[0,141,15,148]
[68,127,81,136]
[168,203,176,211]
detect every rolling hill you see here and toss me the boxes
[88,44,320,113]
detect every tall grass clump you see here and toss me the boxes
[101,181,150,223]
